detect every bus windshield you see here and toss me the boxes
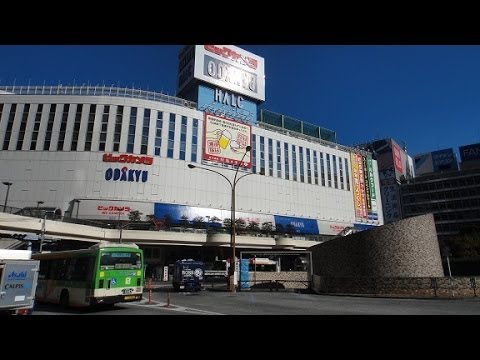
[100,252,142,270]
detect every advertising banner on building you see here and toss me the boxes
[392,142,403,173]
[273,215,319,235]
[197,84,257,124]
[74,199,154,221]
[379,168,401,223]
[356,154,367,219]
[319,221,355,236]
[154,203,274,229]
[362,156,372,215]
[191,45,265,102]
[459,142,480,162]
[366,157,378,220]
[203,113,252,168]
[432,148,458,172]
[414,153,434,175]
[351,153,363,219]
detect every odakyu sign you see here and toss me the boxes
[105,167,148,182]
[178,45,265,102]
[103,153,151,183]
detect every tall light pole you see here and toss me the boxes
[118,210,123,243]
[188,145,253,292]
[74,199,81,220]
[39,210,55,253]
[36,201,44,218]
[2,181,12,212]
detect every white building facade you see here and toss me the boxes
[0,84,383,243]
[0,45,384,265]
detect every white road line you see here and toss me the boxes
[124,301,224,315]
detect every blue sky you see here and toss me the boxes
[1,45,479,157]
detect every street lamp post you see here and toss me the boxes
[2,181,12,212]
[188,145,253,292]
[39,210,55,253]
[74,199,81,220]
[36,201,44,218]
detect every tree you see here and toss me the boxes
[192,216,205,229]
[223,218,232,231]
[162,214,173,231]
[235,218,247,233]
[180,215,189,228]
[261,221,273,236]
[128,210,142,222]
[247,220,260,234]
[210,216,221,223]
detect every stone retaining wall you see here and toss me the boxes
[313,275,480,298]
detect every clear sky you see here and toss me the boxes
[1,45,479,158]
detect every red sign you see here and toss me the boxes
[97,205,131,215]
[204,45,258,70]
[103,153,153,165]
[392,143,403,172]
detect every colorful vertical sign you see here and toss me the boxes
[392,142,403,172]
[356,154,367,219]
[363,156,372,216]
[351,153,363,219]
[366,157,378,220]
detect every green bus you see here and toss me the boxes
[32,242,144,307]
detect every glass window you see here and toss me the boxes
[155,111,163,157]
[167,113,176,159]
[191,118,198,162]
[284,143,289,180]
[127,107,137,154]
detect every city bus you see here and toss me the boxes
[32,241,144,307]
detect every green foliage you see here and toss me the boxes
[163,214,172,230]
[223,218,232,230]
[210,216,221,224]
[261,221,273,235]
[247,221,260,233]
[192,216,205,228]
[180,215,189,228]
[128,210,142,222]
[235,218,246,230]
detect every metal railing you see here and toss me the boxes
[0,85,197,109]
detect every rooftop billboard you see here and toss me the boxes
[178,45,265,102]
[459,143,480,162]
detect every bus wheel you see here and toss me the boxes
[60,290,69,309]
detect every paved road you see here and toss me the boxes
[32,286,480,315]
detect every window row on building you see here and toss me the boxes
[251,134,351,191]
[0,102,200,162]
[0,101,353,193]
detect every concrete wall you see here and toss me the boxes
[312,275,480,298]
[311,213,443,278]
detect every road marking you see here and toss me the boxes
[124,300,224,315]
